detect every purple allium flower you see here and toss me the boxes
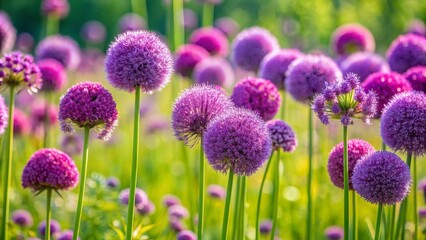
[0,52,42,93]
[60,133,83,156]
[177,230,197,240]
[168,205,189,219]
[119,188,148,206]
[30,102,58,137]
[136,200,155,215]
[22,148,79,191]
[0,95,8,135]
[182,9,198,31]
[193,57,234,87]
[174,44,209,77]
[387,34,426,73]
[0,11,16,54]
[266,119,297,152]
[352,151,411,205]
[259,220,272,234]
[207,184,226,199]
[38,58,67,92]
[203,108,272,176]
[119,13,146,33]
[380,91,426,156]
[362,72,413,118]
[258,49,303,90]
[331,23,375,56]
[324,226,344,240]
[38,220,61,237]
[214,17,240,38]
[11,209,33,228]
[13,108,30,136]
[172,85,233,146]
[16,33,34,53]
[189,27,228,56]
[406,19,426,36]
[105,31,173,93]
[231,77,281,121]
[162,194,181,208]
[403,66,426,92]
[57,230,80,240]
[58,82,118,141]
[327,139,375,190]
[340,52,390,82]
[81,21,106,44]
[169,218,184,232]
[106,176,120,189]
[41,0,69,18]
[36,35,81,70]
[286,54,342,103]
[232,26,279,72]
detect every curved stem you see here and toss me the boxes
[306,108,313,240]
[221,170,234,240]
[232,177,241,240]
[343,126,349,240]
[197,141,205,239]
[413,156,418,240]
[202,3,214,27]
[374,204,383,240]
[45,188,52,240]
[72,126,90,240]
[352,191,357,240]
[271,150,281,240]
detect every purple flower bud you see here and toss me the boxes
[406,19,426,36]
[80,21,106,44]
[41,0,69,18]
[177,230,197,240]
[189,27,228,56]
[182,9,198,31]
[119,13,146,33]
[11,210,33,228]
[325,226,344,240]
[136,200,155,216]
[207,184,226,199]
[169,218,184,232]
[168,205,189,219]
[119,188,148,206]
[403,66,426,92]
[214,17,240,38]
[419,208,426,219]
[36,35,80,70]
[106,176,120,189]
[387,34,426,73]
[331,23,375,56]
[37,220,61,237]
[259,220,272,234]
[162,194,181,208]
[57,230,80,240]
[174,44,209,77]
[38,58,67,92]
[266,119,297,152]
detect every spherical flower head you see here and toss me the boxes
[380,91,426,156]
[193,57,234,88]
[57,230,80,240]
[189,27,228,56]
[327,139,375,190]
[362,72,413,118]
[259,220,272,234]
[340,52,390,82]
[286,54,342,103]
[177,230,197,240]
[331,23,375,56]
[266,119,297,152]
[352,151,411,205]
[174,44,209,77]
[203,108,272,176]
[259,49,303,90]
[38,58,67,92]
[58,82,118,141]
[0,11,16,54]
[168,205,189,219]
[13,108,30,136]
[0,52,42,94]
[17,33,35,53]
[324,226,344,240]
[403,66,426,92]
[231,77,281,121]
[80,20,106,44]
[162,194,181,208]
[119,13,146,33]
[232,26,279,72]
[106,176,120,189]
[36,35,80,70]
[387,34,426,73]
[105,31,173,93]
[119,188,148,206]
[60,133,83,156]
[38,220,61,237]
[41,0,69,18]
[136,200,155,215]
[406,19,426,36]
[172,85,233,146]
[11,209,33,228]
[0,95,8,135]
[207,184,226,199]
[214,17,240,38]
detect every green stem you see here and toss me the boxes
[232,177,241,240]
[352,191,357,240]
[172,0,184,51]
[46,14,59,36]
[394,152,412,240]
[1,86,15,239]
[125,87,141,240]
[271,150,281,240]
[45,188,52,240]
[306,108,313,240]
[381,141,386,151]
[221,170,234,240]
[181,143,195,231]
[280,90,286,120]
[374,204,383,240]
[72,126,90,240]
[343,125,349,240]
[413,156,418,240]
[388,205,396,240]
[202,3,214,27]
[240,177,247,239]
[130,0,148,27]
[197,141,205,239]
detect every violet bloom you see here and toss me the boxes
[57,230,80,240]
[193,57,234,88]
[207,184,226,199]
[41,0,69,18]
[162,194,181,208]
[106,176,120,189]
[340,52,389,82]
[0,11,16,54]
[203,108,272,176]
[36,35,81,70]
[258,49,303,90]
[119,13,146,33]
[13,108,30,136]
[352,151,411,205]
[80,21,106,44]
[214,17,240,38]
[177,230,197,240]
[22,148,79,192]
[189,27,228,56]
[0,95,7,135]
[136,200,155,215]
[380,91,426,156]
[362,72,412,118]
[325,226,344,240]
[403,66,426,92]
[231,77,281,121]
[331,23,375,56]
[58,82,118,141]
[11,209,33,228]
[266,119,297,152]
[387,34,426,73]
[169,218,184,232]
[232,26,279,72]
[259,220,272,234]
[286,54,342,103]
[174,44,209,77]
[182,9,198,31]
[38,58,67,92]
[38,220,61,237]
[168,205,189,219]
[16,33,34,53]
[60,134,83,156]
[119,188,148,206]
[406,19,426,36]
[105,31,173,93]
[30,102,58,137]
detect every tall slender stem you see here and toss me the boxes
[280,90,286,120]
[306,108,313,240]
[221,170,234,240]
[232,177,241,240]
[352,191,357,240]
[343,125,349,240]
[45,188,52,240]
[72,126,90,240]
[202,3,214,27]
[131,0,148,27]
[125,88,141,240]
[240,177,247,238]
[197,141,205,239]
[172,0,184,50]
[374,204,383,240]
[46,14,58,36]
[395,152,412,240]
[271,149,281,240]
[413,156,418,240]
[1,86,15,239]
[181,143,195,231]
[388,205,396,240]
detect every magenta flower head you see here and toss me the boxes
[162,194,181,208]
[331,23,375,56]
[41,0,69,18]
[22,148,79,192]
[380,91,426,156]
[36,35,80,70]
[362,72,412,118]
[340,52,390,82]
[58,82,118,141]
[38,58,67,92]
[11,209,33,228]
[403,66,426,92]
[60,134,83,156]
[259,220,272,234]
[189,27,228,56]
[0,11,16,54]
[203,108,272,176]
[214,17,240,38]
[387,34,426,73]
[80,20,106,44]
[325,226,344,240]
[207,184,226,199]
[266,119,297,152]
[259,49,303,90]
[352,151,411,205]
[0,95,7,135]
[286,54,342,103]
[232,26,279,72]
[172,85,233,146]
[38,220,61,237]
[57,230,80,240]
[119,13,146,33]
[13,108,30,136]
[119,188,148,206]
[177,230,197,240]
[193,57,234,87]
[0,52,42,94]
[174,44,209,77]
[327,139,375,190]
[105,30,173,93]
[231,77,281,121]
[17,33,35,53]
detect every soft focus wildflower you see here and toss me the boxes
[169,218,184,232]
[207,184,226,199]
[177,230,197,240]
[137,200,155,215]
[13,108,30,136]
[182,9,198,31]
[146,117,169,135]
[189,27,228,56]
[30,102,58,137]
[215,17,240,38]
[168,205,189,219]
[387,34,426,73]
[11,209,33,228]
[41,0,69,18]
[327,139,375,190]
[38,58,67,92]
[119,188,148,206]
[57,230,80,240]
[16,33,34,53]
[266,119,297,152]
[58,82,118,141]
[419,178,426,203]
[105,30,173,93]
[81,21,106,44]
[193,57,234,87]
[77,49,104,73]
[36,35,81,70]
[162,194,181,208]
[325,226,344,240]
[419,208,426,219]
[331,24,375,56]
[174,44,209,77]
[119,13,146,33]
[232,26,279,72]
[406,19,426,36]
[60,134,83,156]
[0,11,16,54]
[259,220,272,234]
[203,108,272,176]
[0,95,8,135]
[106,176,120,189]
[403,66,426,92]
[340,52,389,82]
[231,77,281,121]
[38,220,61,237]
[352,151,411,205]
[380,91,426,156]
